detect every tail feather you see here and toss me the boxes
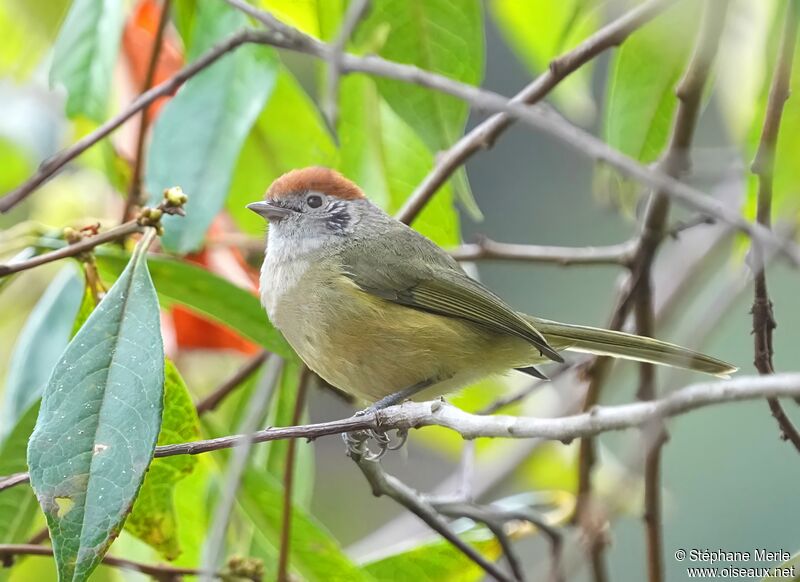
[528,317,737,378]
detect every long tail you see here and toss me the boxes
[528,317,737,378]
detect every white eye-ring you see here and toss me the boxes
[306,194,323,208]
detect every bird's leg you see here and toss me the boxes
[343,378,436,459]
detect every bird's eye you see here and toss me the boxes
[306,194,323,209]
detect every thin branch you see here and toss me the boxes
[323,0,371,129]
[0,544,219,581]
[122,0,173,223]
[0,222,141,277]
[749,1,800,452]
[277,367,311,582]
[350,445,513,582]
[195,350,269,414]
[4,374,800,492]
[450,237,635,266]
[396,0,679,224]
[0,29,258,212]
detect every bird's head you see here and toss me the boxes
[247,167,375,252]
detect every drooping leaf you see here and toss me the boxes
[598,2,701,212]
[146,1,278,253]
[240,470,371,582]
[489,0,598,122]
[0,403,40,544]
[125,359,200,560]
[49,0,125,121]
[228,67,339,235]
[361,529,501,582]
[2,266,84,437]
[94,251,293,358]
[338,75,460,247]
[355,0,484,153]
[27,235,165,582]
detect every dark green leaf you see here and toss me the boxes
[94,251,293,358]
[338,76,460,247]
[362,529,501,582]
[489,0,598,122]
[0,403,40,544]
[2,266,84,437]
[355,0,484,152]
[49,0,125,121]
[228,67,339,235]
[240,470,371,581]
[27,235,165,582]
[146,1,279,253]
[125,360,200,560]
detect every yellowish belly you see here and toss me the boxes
[273,273,535,403]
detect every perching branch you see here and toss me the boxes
[749,1,800,451]
[396,0,680,224]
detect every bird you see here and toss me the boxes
[247,167,736,410]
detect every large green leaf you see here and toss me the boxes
[338,76,460,247]
[240,470,372,582]
[355,0,484,152]
[27,236,165,582]
[146,1,278,253]
[228,67,339,235]
[598,2,700,211]
[0,403,40,544]
[49,0,125,121]
[95,251,293,358]
[362,529,501,582]
[489,0,598,122]
[125,360,200,560]
[2,266,84,437]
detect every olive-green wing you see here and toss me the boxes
[340,236,563,363]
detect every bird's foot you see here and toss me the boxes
[343,406,409,460]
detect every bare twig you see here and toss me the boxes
[277,367,311,582]
[396,0,679,224]
[195,350,269,414]
[122,0,173,223]
[749,1,800,452]
[0,544,218,581]
[350,447,513,582]
[0,29,258,212]
[450,238,635,266]
[323,0,371,129]
[4,375,800,492]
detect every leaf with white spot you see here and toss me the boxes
[27,233,165,582]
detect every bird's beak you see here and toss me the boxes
[246,201,292,221]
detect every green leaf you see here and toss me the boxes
[355,0,484,152]
[598,2,701,211]
[362,529,501,582]
[241,470,372,581]
[49,0,125,121]
[2,266,84,437]
[489,0,598,122]
[0,403,41,544]
[338,75,460,247]
[125,360,200,560]
[0,137,33,192]
[95,251,293,358]
[27,235,165,582]
[146,1,279,253]
[228,67,339,235]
